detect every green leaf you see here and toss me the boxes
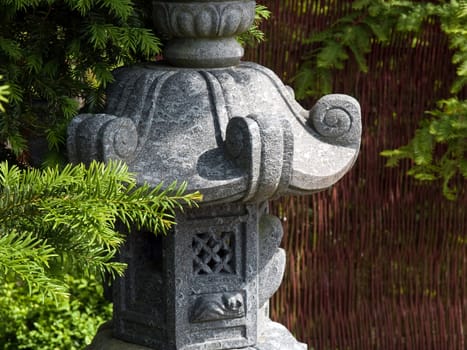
[0,82,9,113]
[72,0,97,16]
[317,40,349,69]
[0,230,68,300]
[349,44,369,73]
[25,53,43,74]
[293,64,314,100]
[92,63,114,88]
[87,23,112,50]
[459,159,467,178]
[412,127,434,166]
[100,0,133,20]
[456,59,467,76]
[352,0,372,11]
[381,148,410,167]
[237,4,271,47]
[0,37,22,59]
[366,20,391,42]
[451,75,467,93]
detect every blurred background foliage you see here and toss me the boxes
[0,275,112,350]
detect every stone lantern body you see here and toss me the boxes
[68,1,362,349]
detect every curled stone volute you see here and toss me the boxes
[308,94,361,146]
[67,64,362,202]
[67,113,138,165]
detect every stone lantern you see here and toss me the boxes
[68,1,361,349]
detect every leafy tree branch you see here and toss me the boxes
[294,0,467,199]
[0,160,202,300]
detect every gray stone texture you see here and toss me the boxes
[112,203,260,350]
[70,1,362,349]
[70,62,363,349]
[105,202,305,350]
[68,62,361,203]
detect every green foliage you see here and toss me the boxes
[0,160,202,300]
[0,0,161,157]
[381,98,467,199]
[442,1,467,94]
[0,274,112,350]
[294,0,467,199]
[0,76,9,113]
[294,0,434,99]
[238,4,271,47]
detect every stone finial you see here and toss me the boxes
[153,0,256,67]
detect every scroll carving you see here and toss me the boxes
[101,117,138,162]
[67,113,138,164]
[308,94,361,146]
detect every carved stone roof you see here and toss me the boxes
[68,61,361,203]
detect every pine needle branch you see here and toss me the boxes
[0,160,201,301]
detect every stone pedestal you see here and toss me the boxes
[88,319,306,350]
[67,1,361,349]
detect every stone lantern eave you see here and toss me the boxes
[68,62,361,204]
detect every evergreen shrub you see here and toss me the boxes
[0,274,111,349]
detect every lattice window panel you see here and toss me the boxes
[193,231,235,275]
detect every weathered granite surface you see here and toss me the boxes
[104,202,300,350]
[68,62,361,203]
[70,1,361,349]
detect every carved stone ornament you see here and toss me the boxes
[152,0,255,67]
[71,1,362,350]
[68,62,361,204]
[190,292,245,323]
